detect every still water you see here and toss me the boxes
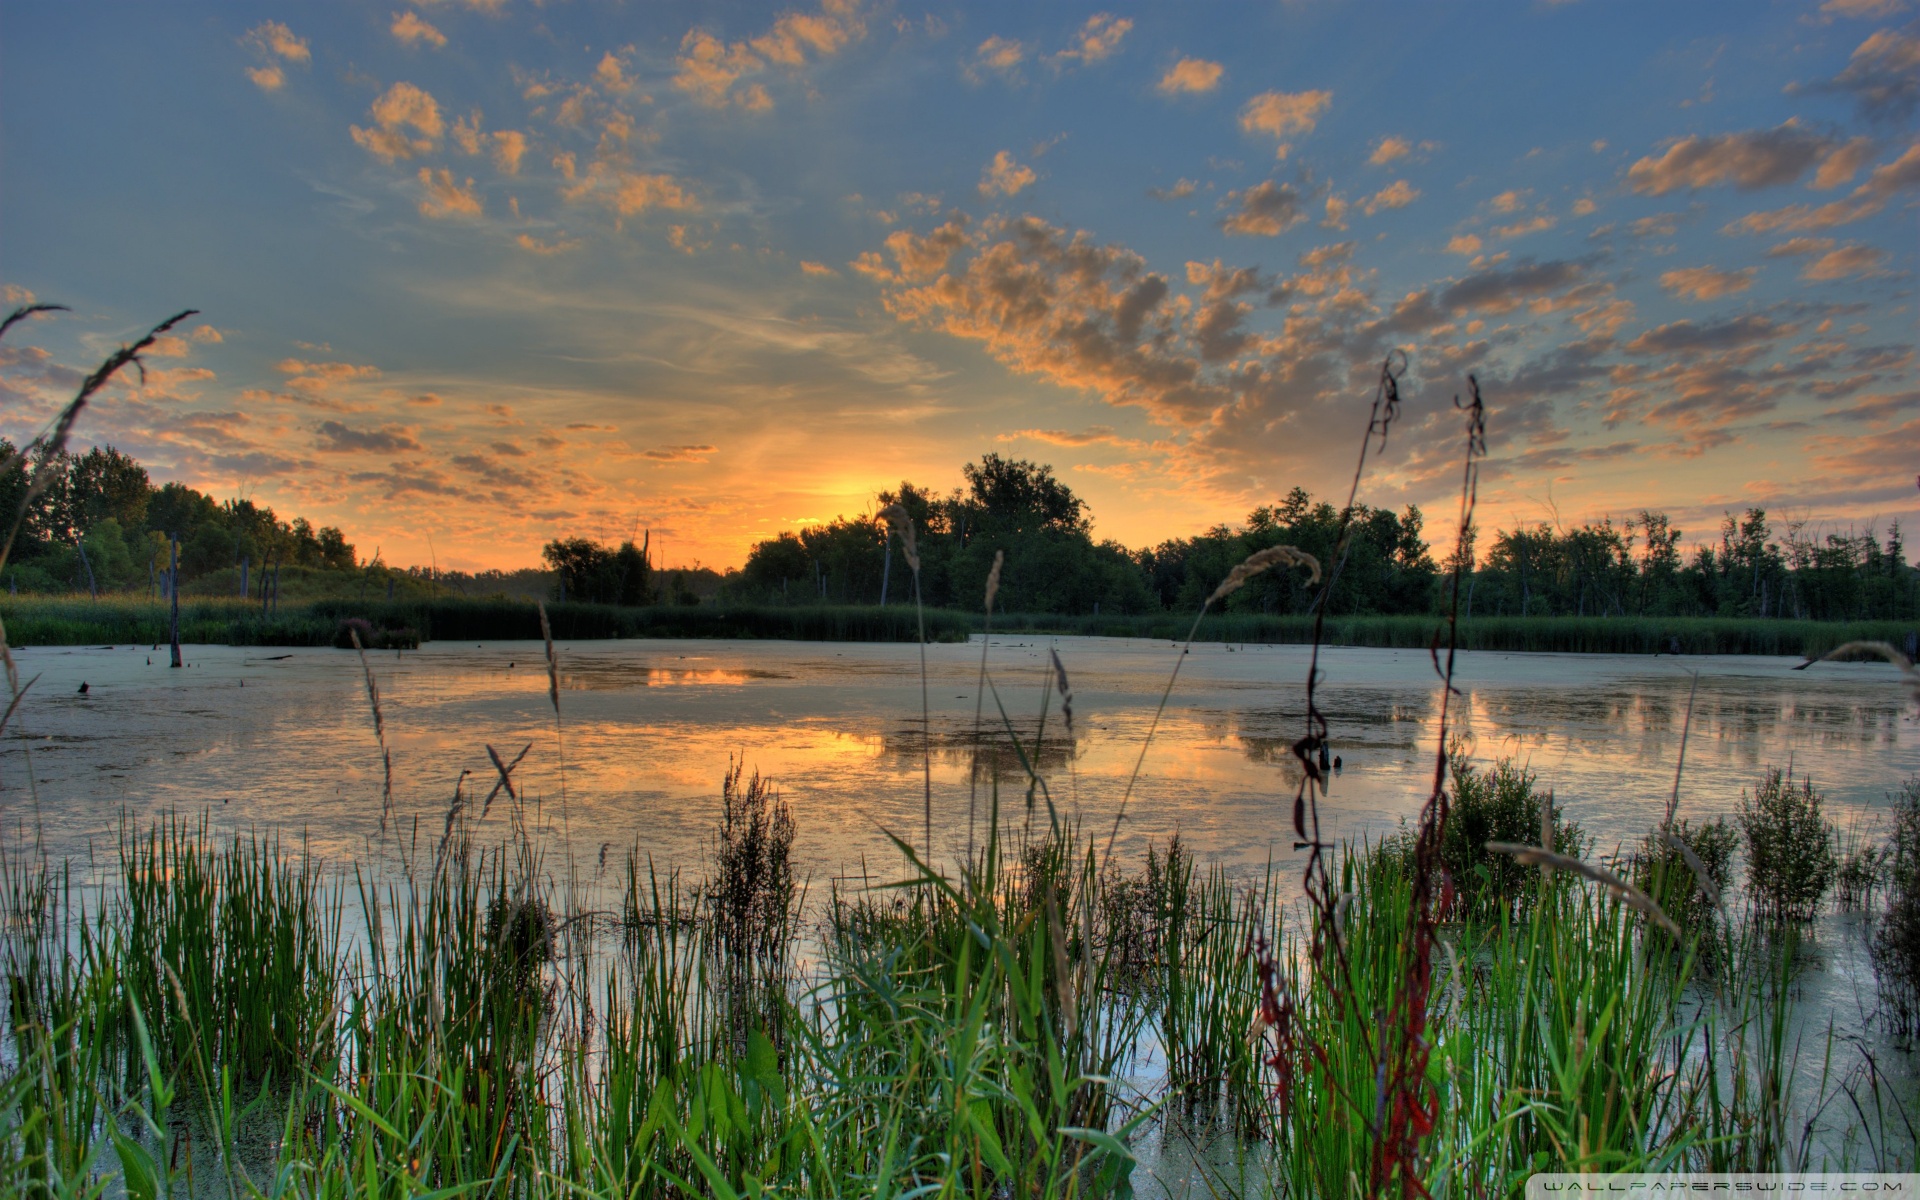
[3,636,1914,878]
[5,635,1917,1185]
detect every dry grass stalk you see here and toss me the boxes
[877,503,920,571]
[1657,828,1725,917]
[349,627,394,830]
[537,601,560,715]
[1207,545,1321,606]
[1486,841,1681,938]
[1795,640,1920,711]
[482,742,532,820]
[1048,649,1075,739]
[969,549,1007,863]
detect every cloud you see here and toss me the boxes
[190,324,223,344]
[1445,233,1483,255]
[1626,122,1860,193]
[1766,236,1839,256]
[314,420,422,454]
[1369,136,1411,165]
[351,82,444,162]
[1361,179,1419,215]
[1433,257,1593,316]
[672,0,865,110]
[1148,179,1197,201]
[560,163,698,216]
[1240,89,1332,158]
[979,150,1036,197]
[1490,189,1528,214]
[1811,25,1920,120]
[639,444,716,462]
[850,215,970,282]
[391,11,447,49]
[241,20,309,91]
[1800,242,1888,280]
[1220,180,1306,236]
[1002,426,1127,446]
[516,232,581,254]
[1050,14,1132,66]
[1658,265,1758,300]
[1861,139,1920,194]
[276,358,382,391]
[1625,314,1790,357]
[800,260,839,276]
[1812,136,1877,187]
[418,168,481,218]
[1819,0,1908,17]
[1156,56,1223,94]
[970,35,1025,80]
[1492,213,1555,238]
[490,129,527,174]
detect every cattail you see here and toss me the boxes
[878,503,920,572]
[1207,545,1321,606]
[1486,841,1681,938]
[537,600,559,714]
[985,549,1004,612]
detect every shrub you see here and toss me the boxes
[1871,777,1920,1037]
[1382,757,1582,919]
[1737,769,1837,922]
[1633,817,1737,934]
[1837,832,1887,912]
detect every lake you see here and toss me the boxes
[5,635,1913,883]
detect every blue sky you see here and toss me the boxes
[1,0,1913,569]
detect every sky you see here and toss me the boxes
[0,0,1914,573]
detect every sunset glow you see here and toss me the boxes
[2,1,1914,571]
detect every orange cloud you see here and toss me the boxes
[1362,179,1419,215]
[672,0,865,110]
[1155,56,1222,94]
[1658,265,1758,300]
[1369,135,1411,165]
[1626,122,1858,193]
[241,20,309,91]
[1239,89,1332,157]
[1220,181,1305,237]
[1050,14,1132,66]
[979,150,1036,197]
[418,168,481,218]
[392,11,447,49]
[351,82,444,162]
[516,233,581,254]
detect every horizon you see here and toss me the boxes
[1,1,1914,573]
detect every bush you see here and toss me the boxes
[1633,817,1737,934]
[1737,770,1838,922]
[1871,777,1920,1037]
[1376,758,1582,920]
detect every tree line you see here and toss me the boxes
[9,442,1914,622]
[0,442,357,596]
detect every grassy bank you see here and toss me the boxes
[3,594,1913,657]
[0,596,970,647]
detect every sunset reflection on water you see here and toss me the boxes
[1,637,1914,894]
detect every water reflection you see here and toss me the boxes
[0,639,1913,890]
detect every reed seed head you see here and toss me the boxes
[1207,545,1321,606]
[878,503,920,572]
